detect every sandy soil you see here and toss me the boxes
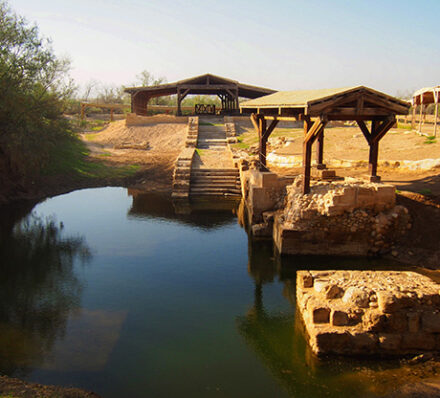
[82,120,187,191]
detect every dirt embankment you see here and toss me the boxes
[82,120,187,193]
[0,120,187,205]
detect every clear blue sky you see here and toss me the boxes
[9,0,440,96]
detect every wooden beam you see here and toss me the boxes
[357,120,372,145]
[179,84,237,91]
[250,113,259,133]
[304,118,325,144]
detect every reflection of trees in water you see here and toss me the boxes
[0,213,91,377]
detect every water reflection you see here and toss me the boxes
[128,189,240,229]
[240,238,440,397]
[0,212,91,377]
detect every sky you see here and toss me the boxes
[9,0,440,96]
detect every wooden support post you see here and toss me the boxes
[258,116,267,171]
[418,101,423,133]
[315,126,325,169]
[177,88,182,116]
[434,91,439,138]
[303,140,313,194]
[250,114,279,171]
[411,104,416,129]
[302,117,326,194]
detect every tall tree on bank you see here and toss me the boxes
[0,1,74,190]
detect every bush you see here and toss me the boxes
[0,1,75,185]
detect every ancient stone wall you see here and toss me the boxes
[171,117,199,199]
[297,270,440,357]
[126,113,188,126]
[273,177,411,256]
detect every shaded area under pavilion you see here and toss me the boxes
[240,86,410,194]
[124,73,276,116]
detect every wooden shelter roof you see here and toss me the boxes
[240,86,410,117]
[124,73,276,99]
[413,86,440,105]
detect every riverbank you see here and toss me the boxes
[0,375,101,397]
[0,119,187,206]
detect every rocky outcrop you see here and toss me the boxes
[297,270,440,357]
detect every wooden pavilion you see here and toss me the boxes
[412,86,440,137]
[124,73,275,116]
[240,86,410,194]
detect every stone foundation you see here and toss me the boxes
[297,270,440,357]
[240,169,294,225]
[273,177,410,256]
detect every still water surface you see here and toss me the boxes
[0,187,412,397]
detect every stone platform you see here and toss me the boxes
[297,270,440,357]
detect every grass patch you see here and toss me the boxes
[424,135,437,144]
[418,188,432,195]
[42,134,140,179]
[195,148,206,156]
[397,123,413,130]
[199,121,215,126]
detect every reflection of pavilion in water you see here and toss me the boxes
[127,188,240,229]
[238,237,431,397]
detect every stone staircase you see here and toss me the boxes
[190,168,241,197]
[197,124,227,150]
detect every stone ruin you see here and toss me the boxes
[297,270,440,357]
[273,177,411,256]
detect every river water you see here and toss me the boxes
[0,187,418,397]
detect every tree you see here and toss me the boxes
[0,1,75,187]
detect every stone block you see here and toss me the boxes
[350,332,378,351]
[312,307,330,324]
[260,172,279,188]
[363,311,387,332]
[326,284,344,299]
[402,333,436,351]
[385,312,407,333]
[331,310,349,326]
[356,187,376,208]
[299,272,314,288]
[315,332,351,354]
[408,312,420,333]
[379,333,402,351]
[377,291,400,313]
[342,287,370,308]
[422,312,440,333]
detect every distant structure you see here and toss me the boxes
[124,73,275,116]
[412,86,439,137]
